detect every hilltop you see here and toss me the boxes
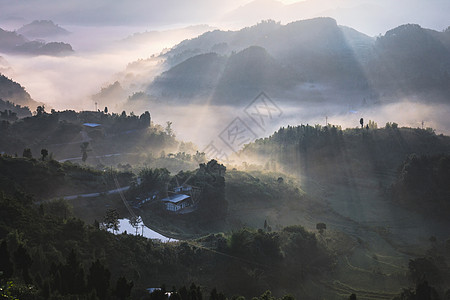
[0,27,73,56]
[139,18,450,106]
[17,20,70,38]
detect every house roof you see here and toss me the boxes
[161,194,190,204]
[83,123,101,127]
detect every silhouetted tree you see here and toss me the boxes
[13,244,33,284]
[0,241,13,279]
[209,288,225,300]
[55,249,86,295]
[104,107,108,113]
[103,208,120,233]
[36,105,45,116]
[114,276,133,300]
[87,259,111,300]
[316,223,327,234]
[40,148,48,161]
[360,118,364,128]
[80,142,90,163]
[22,148,32,159]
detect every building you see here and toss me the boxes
[160,194,192,212]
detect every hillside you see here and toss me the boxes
[0,74,41,109]
[240,125,450,180]
[149,46,299,103]
[0,109,179,165]
[1,128,450,299]
[0,99,32,119]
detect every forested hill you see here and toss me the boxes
[0,27,73,56]
[0,109,178,164]
[141,18,450,105]
[0,74,40,109]
[240,124,450,181]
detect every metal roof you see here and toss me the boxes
[161,194,190,204]
[83,123,101,127]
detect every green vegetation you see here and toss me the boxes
[241,125,450,183]
[391,154,450,218]
[1,121,450,299]
[0,108,178,165]
[0,177,334,299]
[0,155,132,200]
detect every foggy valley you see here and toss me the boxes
[1,1,450,299]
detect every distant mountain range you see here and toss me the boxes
[141,18,450,105]
[17,20,70,38]
[0,27,73,56]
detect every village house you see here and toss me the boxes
[160,194,192,212]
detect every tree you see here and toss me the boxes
[80,142,90,163]
[139,111,151,128]
[165,121,174,137]
[359,118,364,128]
[103,208,120,233]
[104,107,108,113]
[22,148,32,159]
[55,249,87,295]
[128,216,142,235]
[87,259,111,300]
[36,105,45,116]
[13,244,33,284]
[114,276,133,300]
[40,148,48,161]
[316,223,327,234]
[0,241,13,279]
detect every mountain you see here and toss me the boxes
[0,74,41,109]
[0,27,73,56]
[17,20,70,38]
[144,18,450,105]
[367,24,450,97]
[151,52,226,100]
[149,46,300,103]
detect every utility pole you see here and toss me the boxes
[421,120,424,129]
[95,102,98,111]
[325,116,328,126]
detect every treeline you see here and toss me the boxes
[0,107,177,162]
[0,98,32,120]
[240,124,450,181]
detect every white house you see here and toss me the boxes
[161,194,192,212]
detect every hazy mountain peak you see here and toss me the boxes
[17,20,70,38]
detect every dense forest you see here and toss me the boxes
[2,123,450,299]
[0,156,336,299]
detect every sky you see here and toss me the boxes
[1,0,448,35]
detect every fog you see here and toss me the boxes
[1,0,449,156]
[0,24,214,110]
[140,98,450,163]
